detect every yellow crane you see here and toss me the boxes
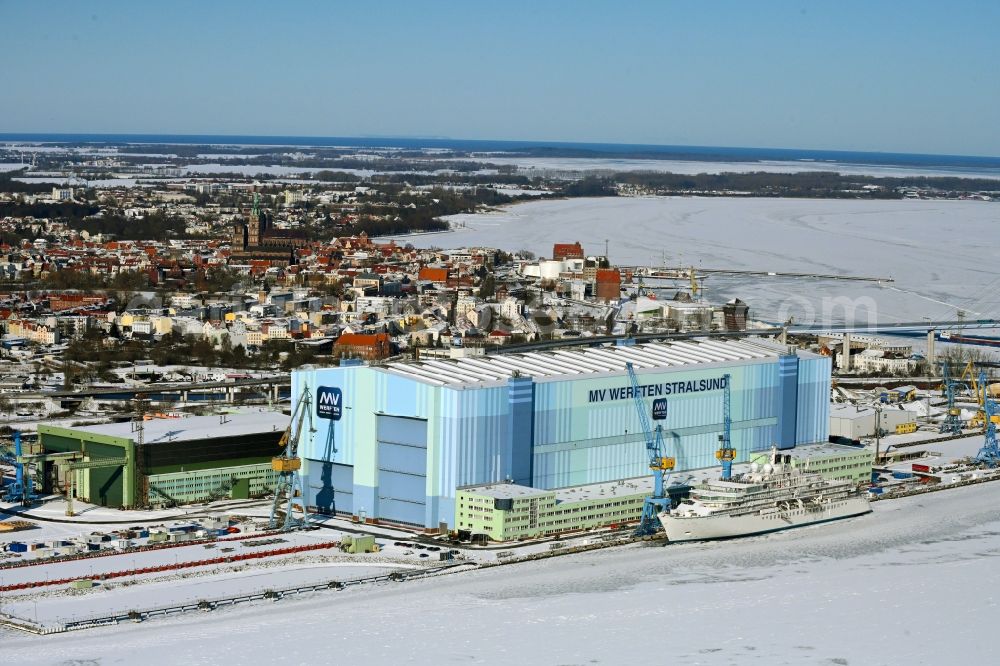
[961,361,1000,430]
[269,386,313,531]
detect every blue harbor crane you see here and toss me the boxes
[974,371,1000,467]
[939,361,963,435]
[269,385,314,531]
[2,431,36,506]
[0,436,17,501]
[715,374,735,480]
[625,362,675,536]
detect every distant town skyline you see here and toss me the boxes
[2,0,999,156]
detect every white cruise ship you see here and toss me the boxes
[659,447,871,542]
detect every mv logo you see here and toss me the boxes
[316,386,343,420]
[652,398,668,421]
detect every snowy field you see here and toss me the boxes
[395,197,1000,325]
[3,482,999,665]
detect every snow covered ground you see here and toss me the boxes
[394,197,1000,325]
[0,529,335,586]
[2,560,411,625]
[3,482,999,664]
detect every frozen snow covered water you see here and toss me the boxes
[180,163,351,177]
[478,155,1000,180]
[395,197,1000,326]
[3,482,1000,665]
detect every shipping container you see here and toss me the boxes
[912,463,932,473]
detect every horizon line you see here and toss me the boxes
[2,132,1000,163]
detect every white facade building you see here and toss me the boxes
[853,349,918,375]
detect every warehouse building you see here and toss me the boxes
[292,337,832,530]
[36,411,288,508]
[829,404,915,439]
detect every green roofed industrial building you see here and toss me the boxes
[457,479,652,542]
[750,443,874,487]
[34,410,289,508]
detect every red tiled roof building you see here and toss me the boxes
[552,242,584,261]
[334,332,392,360]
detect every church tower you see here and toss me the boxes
[247,191,264,247]
[232,220,247,250]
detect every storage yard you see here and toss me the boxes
[0,505,462,632]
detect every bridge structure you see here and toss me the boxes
[619,265,895,284]
[785,318,1000,335]
[489,319,1000,355]
[5,375,291,404]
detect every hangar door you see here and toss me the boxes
[377,415,428,526]
[305,459,353,516]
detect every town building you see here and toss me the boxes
[723,298,750,331]
[552,241,584,261]
[334,332,392,360]
[594,268,621,302]
[229,195,305,267]
[853,349,919,375]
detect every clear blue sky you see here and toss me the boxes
[2,0,998,156]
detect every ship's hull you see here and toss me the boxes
[659,496,871,542]
[940,333,1000,348]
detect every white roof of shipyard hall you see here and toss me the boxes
[382,337,816,388]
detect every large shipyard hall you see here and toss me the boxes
[293,337,832,530]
